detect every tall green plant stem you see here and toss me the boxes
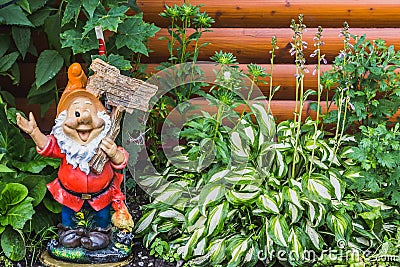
[268,37,277,114]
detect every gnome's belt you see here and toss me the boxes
[58,178,114,200]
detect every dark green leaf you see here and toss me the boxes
[2,197,34,229]
[83,0,100,19]
[0,103,26,159]
[0,34,10,58]
[1,227,26,261]
[20,176,47,206]
[44,13,61,50]
[0,91,15,107]
[11,26,30,59]
[0,52,19,72]
[61,0,81,26]
[0,5,33,26]
[28,7,54,27]
[107,54,132,70]
[35,50,63,88]
[29,0,47,13]
[43,197,62,213]
[60,29,98,54]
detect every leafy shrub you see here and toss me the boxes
[0,100,59,261]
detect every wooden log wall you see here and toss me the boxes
[5,0,400,130]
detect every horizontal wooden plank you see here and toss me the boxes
[137,0,400,28]
[2,63,334,100]
[145,28,400,64]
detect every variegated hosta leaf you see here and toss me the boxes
[209,238,226,265]
[158,221,177,233]
[187,216,207,233]
[230,131,250,161]
[343,168,363,180]
[282,186,304,210]
[198,183,226,216]
[227,236,250,267]
[302,173,333,204]
[194,237,207,256]
[251,102,276,139]
[328,169,345,201]
[153,183,183,206]
[288,227,304,262]
[226,190,260,206]
[267,215,290,247]
[209,169,231,183]
[177,226,206,260]
[287,202,302,224]
[186,206,201,226]
[326,211,352,241]
[137,175,163,189]
[305,221,324,251]
[135,209,157,235]
[360,199,392,210]
[206,202,229,237]
[240,118,255,145]
[256,194,280,214]
[224,173,258,186]
[309,155,329,170]
[273,150,288,178]
[304,200,326,227]
[158,209,185,222]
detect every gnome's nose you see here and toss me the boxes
[78,111,92,124]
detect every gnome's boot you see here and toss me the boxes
[59,227,86,248]
[80,228,111,250]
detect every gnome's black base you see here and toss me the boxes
[46,230,134,264]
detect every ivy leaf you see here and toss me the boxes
[107,54,132,70]
[61,0,81,27]
[0,4,33,26]
[83,0,100,19]
[35,50,63,88]
[61,29,98,54]
[11,26,30,59]
[100,5,128,31]
[116,13,160,56]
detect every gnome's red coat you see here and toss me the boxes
[38,135,128,212]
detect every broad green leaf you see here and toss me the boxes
[107,54,132,71]
[44,13,61,50]
[256,194,280,214]
[116,13,160,56]
[43,197,62,213]
[1,227,26,261]
[283,186,304,210]
[0,183,28,208]
[0,52,19,72]
[60,29,98,54]
[0,5,33,26]
[326,211,352,241]
[0,164,14,173]
[17,0,30,13]
[82,0,100,19]
[226,190,260,206]
[2,197,34,229]
[28,7,53,27]
[11,26,30,59]
[302,173,333,204]
[158,209,185,222]
[305,221,324,250]
[135,209,157,235]
[198,183,225,216]
[206,201,228,237]
[209,239,226,265]
[21,176,47,206]
[35,50,63,88]
[0,34,10,57]
[61,0,81,26]
[0,103,26,159]
[267,215,289,247]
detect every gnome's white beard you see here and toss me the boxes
[51,110,111,175]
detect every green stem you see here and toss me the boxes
[268,48,275,114]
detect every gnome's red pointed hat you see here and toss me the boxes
[57,63,106,116]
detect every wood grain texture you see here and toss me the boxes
[137,0,400,28]
[145,28,400,64]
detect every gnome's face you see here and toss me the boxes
[62,96,106,145]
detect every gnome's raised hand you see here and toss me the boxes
[16,112,48,149]
[100,137,125,165]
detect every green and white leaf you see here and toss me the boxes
[206,201,229,237]
[305,221,324,250]
[328,169,344,201]
[256,194,280,214]
[226,190,260,206]
[209,238,226,265]
[158,209,185,222]
[198,183,225,216]
[302,173,333,204]
[326,211,352,241]
[283,186,304,210]
[135,209,157,235]
[267,215,289,247]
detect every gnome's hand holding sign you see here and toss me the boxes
[16,63,131,251]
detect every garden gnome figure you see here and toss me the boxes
[16,63,134,263]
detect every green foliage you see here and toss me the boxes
[0,0,159,115]
[322,24,400,131]
[150,237,180,262]
[0,101,60,262]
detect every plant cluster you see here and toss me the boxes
[132,13,400,267]
[0,0,159,116]
[0,97,59,263]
